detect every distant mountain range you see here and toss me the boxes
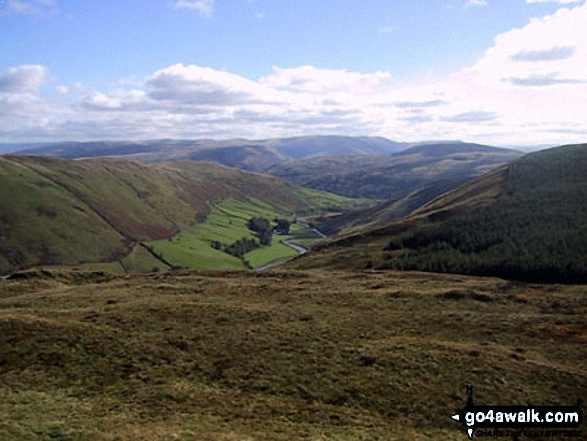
[7,136,412,170]
[2,140,586,283]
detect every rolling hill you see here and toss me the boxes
[187,144,288,171]
[273,143,522,235]
[267,142,522,200]
[311,176,475,236]
[11,136,411,171]
[10,139,523,232]
[0,155,361,275]
[294,144,587,283]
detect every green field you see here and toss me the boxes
[246,221,326,268]
[245,236,299,268]
[148,198,325,270]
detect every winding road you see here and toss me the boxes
[255,225,325,271]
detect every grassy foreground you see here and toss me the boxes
[0,269,585,440]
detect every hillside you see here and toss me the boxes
[188,144,288,172]
[294,144,587,284]
[0,156,360,275]
[12,136,410,170]
[11,140,522,234]
[268,142,521,200]
[1,268,585,439]
[312,176,474,236]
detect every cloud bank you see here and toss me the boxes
[1,3,586,146]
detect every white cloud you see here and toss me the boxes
[5,0,56,14]
[467,0,488,7]
[444,0,489,10]
[55,82,85,96]
[422,1,587,144]
[0,65,59,132]
[146,63,281,106]
[172,0,214,18]
[260,66,392,94]
[0,65,48,93]
[506,72,585,86]
[510,46,575,61]
[440,111,497,123]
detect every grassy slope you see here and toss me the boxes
[0,156,359,274]
[296,144,587,283]
[312,176,474,236]
[0,158,128,274]
[188,144,288,171]
[245,236,298,268]
[0,269,585,439]
[293,165,508,272]
[121,243,172,274]
[377,144,587,283]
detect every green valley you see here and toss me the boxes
[147,198,324,270]
[0,156,362,275]
[1,143,587,441]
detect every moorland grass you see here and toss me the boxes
[1,268,585,440]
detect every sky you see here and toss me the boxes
[1,0,586,147]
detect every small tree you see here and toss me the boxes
[248,217,272,246]
[274,218,291,234]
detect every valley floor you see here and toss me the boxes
[0,269,585,440]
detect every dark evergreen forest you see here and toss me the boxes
[379,144,587,283]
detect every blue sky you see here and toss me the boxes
[1,0,586,146]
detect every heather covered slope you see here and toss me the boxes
[295,144,587,283]
[0,156,358,274]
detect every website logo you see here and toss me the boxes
[450,386,583,439]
